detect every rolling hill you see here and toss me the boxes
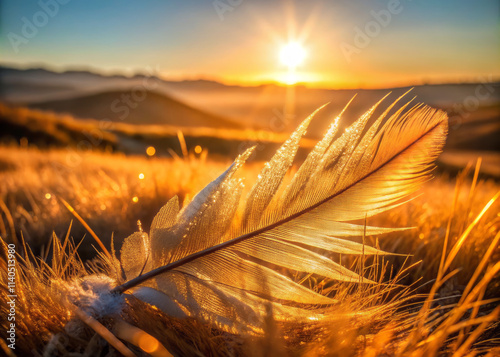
[2,66,499,176]
[26,89,242,129]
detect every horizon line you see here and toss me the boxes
[2,61,499,92]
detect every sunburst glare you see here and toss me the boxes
[279,41,306,69]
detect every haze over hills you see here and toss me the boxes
[1,65,499,176]
[0,66,236,105]
[2,65,499,133]
[26,90,243,129]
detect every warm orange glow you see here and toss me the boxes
[138,334,160,353]
[279,42,306,69]
[194,145,202,154]
[138,173,145,180]
[282,71,299,85]
[45,193,51,199]
[146,146,156,156]
[132,196,139,203]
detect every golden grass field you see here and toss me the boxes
[0,142,499,356]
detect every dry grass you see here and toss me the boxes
[0,145,499,356]
[0,145,229,257]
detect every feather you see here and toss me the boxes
[114,94,448,332]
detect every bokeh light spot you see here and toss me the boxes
[146,146,156,156]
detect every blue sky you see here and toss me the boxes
[1,0,499,88]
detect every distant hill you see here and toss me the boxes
[3,65,499,134]
[0,65,236,104]
[2,65,499,164]
[27,90,242,129]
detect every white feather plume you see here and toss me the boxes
[115,93,448,333]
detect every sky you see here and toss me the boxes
[1,0,499,88]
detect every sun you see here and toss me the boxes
[279,41,306,69]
